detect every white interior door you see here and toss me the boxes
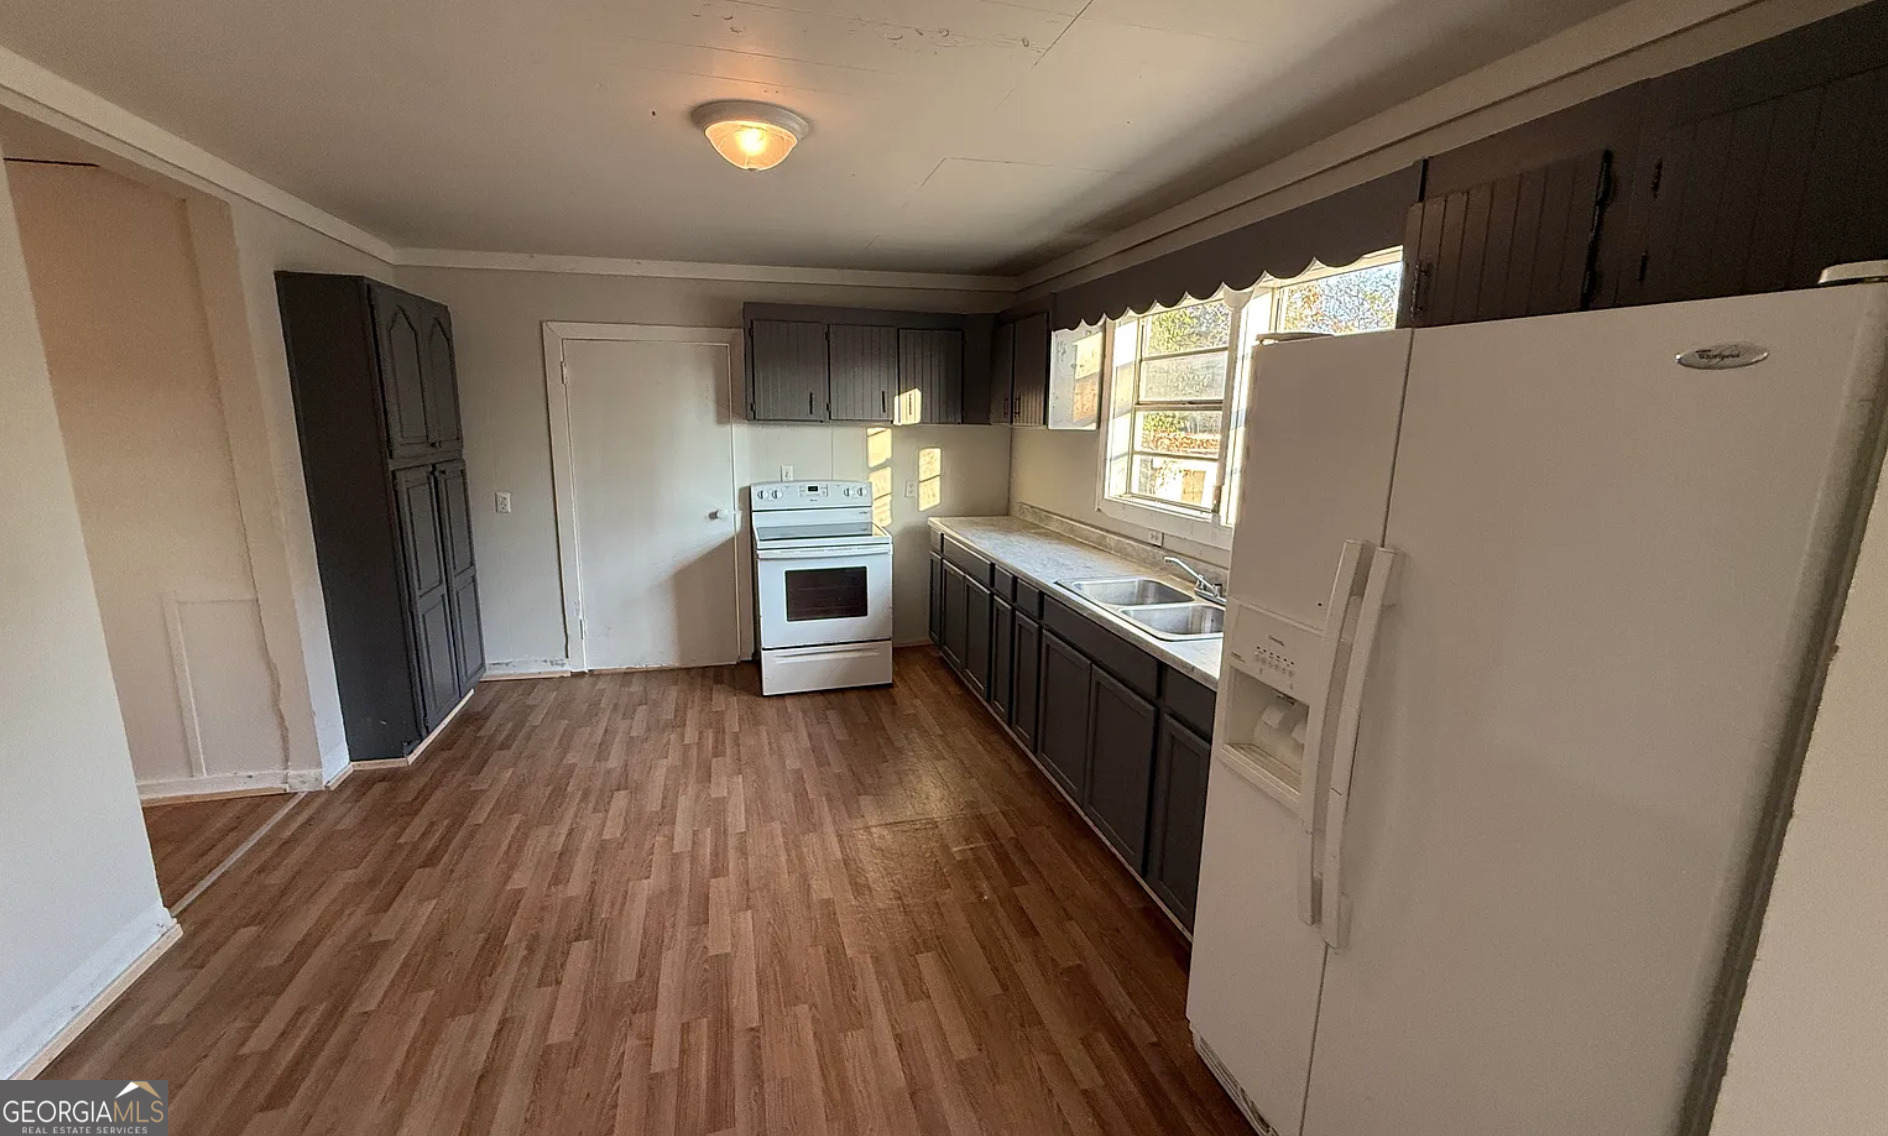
[563,336,739,670]
[1300,286,1888,1136]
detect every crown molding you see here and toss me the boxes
[395,247,1016,293]
[1016,0,1863,297]
[0,43,399,262]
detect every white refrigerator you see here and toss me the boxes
[1187,281,1888,1136]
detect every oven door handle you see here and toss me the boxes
[755,545,892,561]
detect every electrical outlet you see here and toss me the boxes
[495,491,513,514]
[904,480,916,499]
[1146,529,1165,547]
[780,464,794,481]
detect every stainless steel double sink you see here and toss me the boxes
[1058,577,1225,641]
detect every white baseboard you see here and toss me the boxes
[2,904,180,1078]
[319,738,350,786]
[484,659,571,679]
[137,771,293,803]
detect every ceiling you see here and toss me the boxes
[0,0,1628,275]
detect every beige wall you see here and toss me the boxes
[1709,463,1888,1135]
[396,265,1011,665]
[0,151,168,1077]
[1010,426,1231,569]
[11,164,287,795]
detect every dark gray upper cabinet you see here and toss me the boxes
[828,324,898,422]
[277,272,480,762]
[1402,149,1610,327]
[369,284,433,457]
[749,319,829,421]
[988,319,1016,425]
[1038,630,1093,797]
[1010,312,1050,427]
[420,302,461,449]
[899,328,965,424]
[1148,713,1212,929]
[1084,667,1159,867]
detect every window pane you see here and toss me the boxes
[1276,263,1403,334]
[1132,455,1219,510]
[1143,301,1231,356]
[1139,352,1227,402]
[1134,409,1222,459]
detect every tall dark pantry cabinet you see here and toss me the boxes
[277,273,485,762]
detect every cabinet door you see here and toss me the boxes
[929,553,943,645]
[1085,667,1159,868]
[898,328,964,424]
[828,324,898,421]
[449,573,485,694]
[1011,312,1049,427]
[750,319,829,421]
[989,320,1016,424]
[964,577,991,699]
[420,300,462,449]
[432,461,482,693]
[411,590,458,734]
[393,466,455,727]
[990,595,1014,717]
[369,283,432,456]
[940,562,968,670]
[1011,612,1041,750]
[1147,713,1212,928]
[1037,631,1092,797]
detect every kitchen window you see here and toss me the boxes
[1098,250,1403,545]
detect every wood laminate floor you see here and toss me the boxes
[142,793,302,910]
[52,648,1247,1136]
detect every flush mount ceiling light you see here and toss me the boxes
[690,100,809,171]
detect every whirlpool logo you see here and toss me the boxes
[0,1080,168,1135]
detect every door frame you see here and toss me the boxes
[541,321,745,672]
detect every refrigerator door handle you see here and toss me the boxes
[1295,539,1371,926]
[1320,546,1400,951]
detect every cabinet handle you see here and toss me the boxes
[808,391,815,416]
[882,390,888,415]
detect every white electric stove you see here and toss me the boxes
[750,480,893,695]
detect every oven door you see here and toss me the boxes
[755,544,893,649]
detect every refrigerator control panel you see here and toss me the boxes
[1224,601,1324,702]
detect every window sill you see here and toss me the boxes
[1097,494,1234,551]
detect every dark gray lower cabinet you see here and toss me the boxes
[928,548,1212,931]
[929,553,943,645]
[1084,668,1159,866]
[1038,631,1092,796]
[965,578,992,698]
[1011,612,1041,749]
[940,562,968,670]
[990,595,1014,718]
[1148,714,1212,928]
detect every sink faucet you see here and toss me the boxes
[1164,555,1225,604]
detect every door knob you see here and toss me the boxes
[710,508,727,520]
